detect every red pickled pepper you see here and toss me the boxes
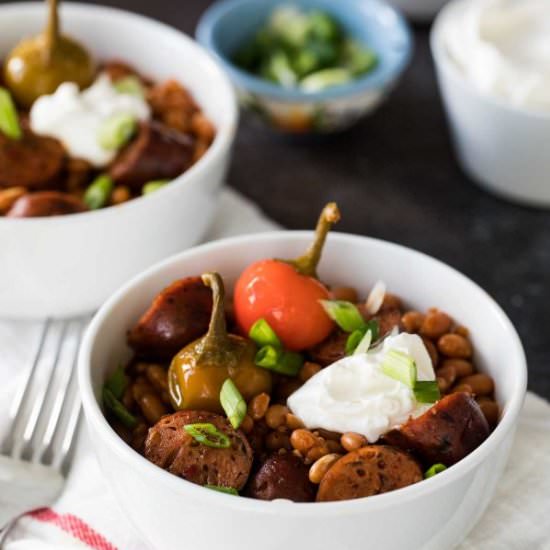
[234,203,341,351]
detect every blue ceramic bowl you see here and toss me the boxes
[197,0,413,133]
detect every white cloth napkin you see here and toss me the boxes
[1,189,549,550]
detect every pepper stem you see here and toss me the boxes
[290,202,341,278]
[201,272,230,353]
[45,0,59,63]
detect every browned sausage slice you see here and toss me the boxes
[127,277,212,360]
[246,453,315,502]
[144,410,252,490]
[316,445,422,502]
[383,392,490,466]
[6,191,88,217]
[109,121,194,190]
[0,131,65,190]
[308,330,348,367]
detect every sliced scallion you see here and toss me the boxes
[345,320,380,355]
[84,174,114,210]
[184,423,231,448]
[142,180,169,195]
[381,349,417,388]
[249,318,281,348]
[0,87,22,140]
[114,76,145,97]
[205,485,239,495]
[320,300,365,333]
[102,387,137,429]
[425,463,447,479]
[255,344,280,368]
[98,112,137,150]
[414,381,441,404]
[104,365,128,400]
[353,329,372,356]
[255,346,303,376]
[220,379,246,429]
[274,351,303,376]
[300,68,352,93]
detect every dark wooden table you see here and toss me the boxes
[6,0,550,399]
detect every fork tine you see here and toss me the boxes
[42,318,87,470]
[0,319,50,456]
[32,320,84,464]
[13,321,69,461]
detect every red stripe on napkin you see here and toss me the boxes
[29,508,118,550]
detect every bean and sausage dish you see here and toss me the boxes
[104,203,498,502]
[0,0,214,217]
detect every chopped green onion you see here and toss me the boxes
[220,379,246,430]
[104,365,128,400]
[102,387,137,429]
[345,329,364,355]
[114,76,145,97]
[274,351,304,376]
[381,349,417,388]
[425,463,447,479]
[0,87,22,140]
[98,112,137,151]
[300,68,352,93]
[269,6,310,47]
[255,346,303,376]
[205,485,239,495]
[184,423,231,448]
[262,50,297,88]
[84,174,114,210]
[353,329,372,356]
[345,320,380,355]
[414,381,441,404]
[255,345,280,368]
[308,10,341,42]
[249,318,281,348]
[320,300,365,333]
[142,180,170,195]
[343,40,378,76]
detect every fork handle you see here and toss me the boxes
[0,456,64,529]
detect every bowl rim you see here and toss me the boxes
[0,1,238,225]
[78,231,527,515]
[196,0,413,102]
[430,0,550,123]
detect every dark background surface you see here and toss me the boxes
[4,0,549,399]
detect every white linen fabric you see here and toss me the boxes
[0,189,549,550]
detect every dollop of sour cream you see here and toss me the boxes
[444,0,550,112]
[30,74,151,167]
[287,333,436,443]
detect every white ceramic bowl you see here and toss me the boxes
[389,0,449,21]
[431,0,550,208]
[0,2,237,319]
[79,232,526,550]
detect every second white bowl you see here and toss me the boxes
[79,231,526,550]
[431,0,550,208]
[0,2,237,319]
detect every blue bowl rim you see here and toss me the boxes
[196,0,414,102]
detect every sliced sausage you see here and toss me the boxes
[383,392,490,466]
[246,453,316,502]
[316,445,422,502]
[147,80,198,133]
[144,410,252,490]
[0,130,65,190]
[308,330,348,367]
[127,277,212,360]
[6,191,88,217]
[109,121,194,190]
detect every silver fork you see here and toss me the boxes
[0,317,89,541]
